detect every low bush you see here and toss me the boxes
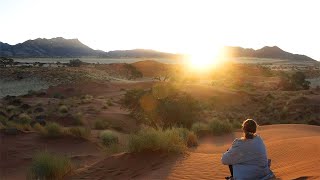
[53,93,65,99]
[191,122,209,135]
[58,105,68,113]
[231,120,242,129]
[0,115,7,126]
[94,119,109,130]
[107,99,114,106]
[68,127,91,139]
[15,123,33,131]
[81,95,93,104]
[16,113,32,124]
[73,113,84,126]
[29,151,71,179]
[43,122,64,138]
[128,127,197,153]
[209,119,233,135]
[33,123,46,134]
[100,130,119,147]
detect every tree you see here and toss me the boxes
[278,71,310,90]
[0,57,14,67]
[121,83,201,129]
[69,59,83,67]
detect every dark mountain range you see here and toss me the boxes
[0,37,102,57]
[0,37,176,58]
[0,37,317,62]
[224,46,316,62]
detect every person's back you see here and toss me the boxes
[221,119,274,180]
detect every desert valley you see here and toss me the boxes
[0,37,319,180]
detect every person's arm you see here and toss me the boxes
[221,139,244,165]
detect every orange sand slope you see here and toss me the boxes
[69,124,320,180]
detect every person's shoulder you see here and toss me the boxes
[232,138,244,146]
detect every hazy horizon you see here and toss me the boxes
[1,0,320,60]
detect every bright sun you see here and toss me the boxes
[186,45,223,70]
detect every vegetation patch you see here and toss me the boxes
[67,126,91,139]
[58,105,69,113]
[209,119,233,135]
[100,130,119,147]
[191,122,210,135]
[94,119,109,130]
[29,151,71,180]
[128,127,197,153]
[42,122,64,138]
[122,84,200,129]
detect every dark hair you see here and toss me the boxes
[242,119,257,139]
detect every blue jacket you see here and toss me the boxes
[221,135,274,180]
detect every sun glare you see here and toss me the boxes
[186,45,223,70]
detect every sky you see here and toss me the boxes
[0,0,320,60]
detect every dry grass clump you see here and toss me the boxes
[29,151,71,180]
[67,127,91,139]
[58,105,68,113]
[100,130,119,147]
[41,122,64,138]
[209,119,233,135]
[128,127,197,153]
[94,119,109,130]
[191,122,209,135]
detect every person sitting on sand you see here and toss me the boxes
[221,119,275,180]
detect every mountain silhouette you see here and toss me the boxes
[224,46,316,62]
[0,37,316,62]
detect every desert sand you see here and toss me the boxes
[68,124,320,180]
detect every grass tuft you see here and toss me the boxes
[67,127,91,139]
[58,105,68,114]
[42,122,64,138]
[94,119,109,130]
[29,151,71,179]
[100,130,119,147]
[209,119,233,135]
[128,127,197,153]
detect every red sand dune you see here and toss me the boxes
[68,124,320,180]
[0,133,103,180]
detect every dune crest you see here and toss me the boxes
[67,124,320,179]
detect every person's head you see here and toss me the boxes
[242,119,258,139]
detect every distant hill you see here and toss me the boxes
[103,49,177,58]
[0,37,177,58]
[0,37,102,57]
[0,37,317,62]
[224,46,316,62]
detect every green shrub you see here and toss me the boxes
[73,113,84,126]
[81,95,93,104]
[191,122,209,134]
[30,151,71,179]
[68,127,91,139]
[128,127,196,153]
[94,119,109,130]
[53,93,65,99]
[122,87,200,129]
[0,115,7,126]
[100,130,119,147]
[231,120,242,129]
[58,105,68,113]
[209,119,233,135]
[43,122,64,138]
[6,105,17,112]
[15,123,33,131]
[33,123,46,133]
[107,99,114,106]
[16,113,32,124]
[186,131,198,147]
